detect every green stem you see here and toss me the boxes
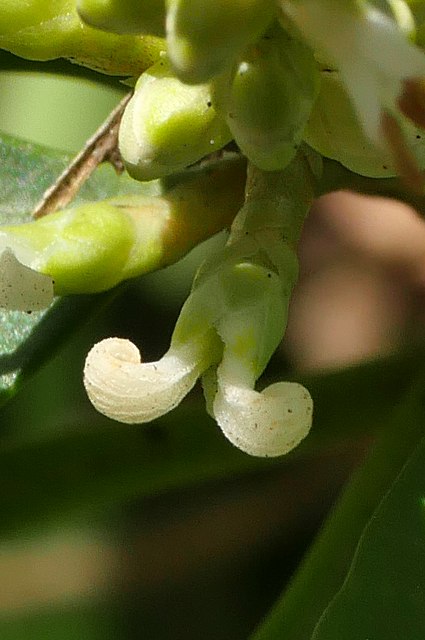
[240,151,318,246]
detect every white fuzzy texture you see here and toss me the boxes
[83,337,203,423]
[0,248,53,311]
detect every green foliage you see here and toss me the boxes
[313,433,425,639]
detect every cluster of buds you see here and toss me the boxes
[0,0,425,455]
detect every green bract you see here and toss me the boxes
[77,0,166,37]
[0,157,245,296]
[119,56,232,181]
[166,0,276,84]
[214,23,319,171]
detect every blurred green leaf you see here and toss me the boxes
[312,430,425,639]
[251,369,425,640]
[0,603,119,640]
[0,405,270,538]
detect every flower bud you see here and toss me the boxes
[119,57,232,181]
[0,156,244,295]
[200,257,312,458]
[0,0,163,76]
[84,337,216,423]
[166,0,276,83]
[214,23,319,171]
[212,379,313,457]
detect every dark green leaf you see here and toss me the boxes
[312,436,425,640]
[0,602,119,640]
[251,369,425,640]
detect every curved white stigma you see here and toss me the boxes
[83,337,208,423]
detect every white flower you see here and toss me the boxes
[83,253,313,457]
[83,159,315,458]
[282,0,425,188]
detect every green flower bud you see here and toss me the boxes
[0,0,164,76]
[77,0,166,37]
[214,23,319,171]
[119,57,232,181]
[166,0,276,84]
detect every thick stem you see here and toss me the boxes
[231,150,319,249]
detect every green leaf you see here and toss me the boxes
[251,369,425,640]
[0,292,117,405]
[0,132,139,226]
[311,438,425,639]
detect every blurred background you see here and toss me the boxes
[0,50,424,639]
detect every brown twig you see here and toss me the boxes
[32,92,132,219]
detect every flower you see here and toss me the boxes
[83,257,313,457]
[83,157,316,457]
[282,0,425,189]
